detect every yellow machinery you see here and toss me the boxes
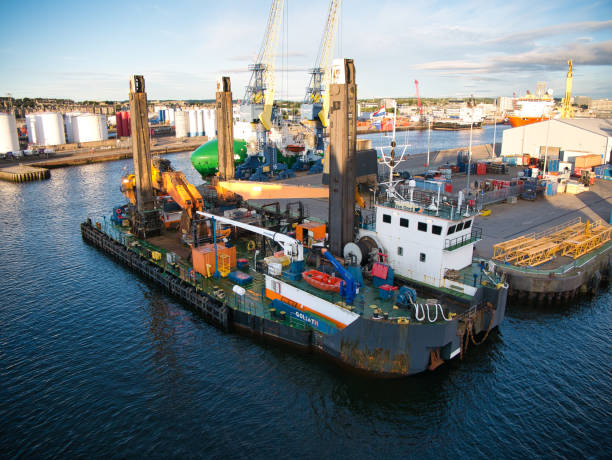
[121,160,204,219]
[514,238,558,266]
[218,254,231,278]
[562,220,612,259]
[560,60,574,119]
[493,218,611,266]
[492,235,536,261]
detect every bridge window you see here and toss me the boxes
[464,220,472,229]
[418,222,427,232]
[383,214,391,224]
[455,222,464,231]
[432,225,442,235]
[448,225,456,235]
[397,247,403,256]
[420,253,426,262]
[400,218,409,228]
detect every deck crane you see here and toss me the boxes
[196,209,304,278]
[560,59,574,119]
[414,80,423,116]
[240,0,284,132]
[300,0,342,153]
[196,210,303,262]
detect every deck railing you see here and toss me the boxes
[444,227,482,251]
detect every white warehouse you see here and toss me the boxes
[501,118,612,163]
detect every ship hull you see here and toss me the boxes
[81,220,506,377]
[432,121,482,130]
[508,116,549,127]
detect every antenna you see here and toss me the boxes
[376,99,410,201]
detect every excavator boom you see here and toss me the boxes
[121,160,203,219]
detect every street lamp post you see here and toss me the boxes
[492,98,498,156]
[466,110,474,196]
[426,118,431,168]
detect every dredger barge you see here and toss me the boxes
[82,188,507,377]
[81,72,506,377]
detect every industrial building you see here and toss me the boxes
[501,118,612,163]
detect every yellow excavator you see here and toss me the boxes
[121,158,204,231]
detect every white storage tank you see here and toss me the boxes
[72,114,108,143]
[196,109,204,136]
[26,114,38,144]
[204,109,216,139]
[168,108,175,125]
[26,112,65,146]
[64,112,81,143]
[175,111,188,138]
[188,109,198,137]
[0,112,20,153]
[99,115,108,140]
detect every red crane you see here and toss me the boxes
[414,80,423,115]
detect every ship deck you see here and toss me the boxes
[101,221,475,332]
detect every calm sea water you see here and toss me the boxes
[1,132,610,458]
[360,123,509,153]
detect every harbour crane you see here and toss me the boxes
[235,0,287,180]
[560,59,574,119]
[414,80,423,116]
[240,0,285,132]
[300,0,342,152]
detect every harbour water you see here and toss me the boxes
[1,135,610,458]
[361,123,509,153]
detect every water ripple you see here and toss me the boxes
[0,151,610,458]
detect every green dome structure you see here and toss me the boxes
[190,139,248,178]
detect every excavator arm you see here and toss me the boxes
[162,171,203,218]
[120,161,203,219]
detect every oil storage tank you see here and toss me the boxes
[64,112,80,143]
[175,111,188,138]
[72,114,108,143]
[188,110,198,137]
[196,109,204,136]
[26,112,66,146]
[204,109,216,138]
[0,112,20,153]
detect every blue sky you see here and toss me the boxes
[1,0,611,100]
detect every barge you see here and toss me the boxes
[81,183,507,377]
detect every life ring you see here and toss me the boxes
[115,208,122,216]
[247,240,255,251]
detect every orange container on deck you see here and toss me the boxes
[192,243,236,277]
[296,222,326,244]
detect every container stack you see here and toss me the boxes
[594,165,612,181]
[486,163,506,174]
[544,181,559,196]
[521,178,542,200]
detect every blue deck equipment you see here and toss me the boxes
[321,248,358,305]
